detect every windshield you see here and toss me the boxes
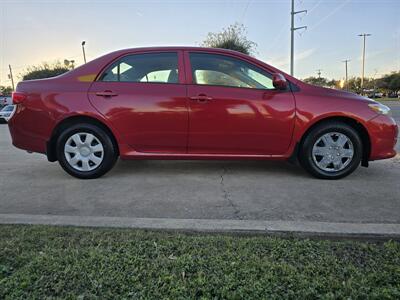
[2,105,14,112]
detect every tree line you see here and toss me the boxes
[303,73,400,97]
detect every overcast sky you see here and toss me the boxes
[1,0,399,85]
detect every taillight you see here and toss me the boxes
[12,92,27,104]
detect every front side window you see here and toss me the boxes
[99,52,179,84]
[189,53,275,89]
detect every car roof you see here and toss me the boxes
[114,46,242,52]
[107,46,253,58]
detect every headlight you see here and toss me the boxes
[368,103,391,115]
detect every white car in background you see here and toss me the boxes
[0,105,16,123]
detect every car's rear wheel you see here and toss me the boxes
[299,121,363,179]
[56,123,117,179]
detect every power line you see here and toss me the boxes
[308,0,350,32]
[308,0,322,14]
[240,0,252,22]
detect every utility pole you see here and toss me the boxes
[358,33,371,94]
[8,65,15,91]
[316,69,322,78]
[81,41,87,64]
[342,59,350,90]
[290,0,307,76]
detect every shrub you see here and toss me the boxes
[22,62,71,81]
[202,23,257,55]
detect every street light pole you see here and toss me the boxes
[81,41,87,64]
[342,59,350,90]
[290,0,307,76]
[358,33,371,94]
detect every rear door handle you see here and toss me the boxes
[95,90,118,97]
[189,94,213,102]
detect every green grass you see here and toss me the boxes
[1,225,399,299]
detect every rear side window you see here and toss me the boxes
[189,53,274,89]
[99,52,179,84]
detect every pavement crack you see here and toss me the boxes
[220,165,242,220]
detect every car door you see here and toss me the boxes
[185,51,296,155]
[88,51,188,153]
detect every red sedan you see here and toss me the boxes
[8,47,398,179]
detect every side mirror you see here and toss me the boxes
[272,73,288,90]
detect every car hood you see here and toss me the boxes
[301,83,377,104]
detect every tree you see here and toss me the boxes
[303,73,400,95]
[303,76,329,87]
[327,79,340,89]
[345,77,377,93]
[345,77,361,92]
[376,72,400,95]
[0,86,13,96]
[202,23,257,55]
[22,61,72,81]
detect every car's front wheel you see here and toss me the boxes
[299,121,363,179]
[56,123,118,179]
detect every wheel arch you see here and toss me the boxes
[297,116,371,167]
[46,115,120,162]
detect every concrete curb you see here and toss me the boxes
[1,213,400,239]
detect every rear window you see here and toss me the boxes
[99,52,179,84]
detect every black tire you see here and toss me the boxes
[299,121,363,179]
[56,123,118,179]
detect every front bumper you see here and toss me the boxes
[367,114,398,160]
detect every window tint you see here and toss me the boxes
[189,53,274,89]
[100,52,179,83]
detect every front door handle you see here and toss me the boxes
[190,94,213,103]
[95,90,118,97]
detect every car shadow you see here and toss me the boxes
[108,159,309,179]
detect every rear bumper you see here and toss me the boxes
[8,122,47,154]
[7,107,48,155]
[368,114,398,160]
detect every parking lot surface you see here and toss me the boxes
[0,101,399,224]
